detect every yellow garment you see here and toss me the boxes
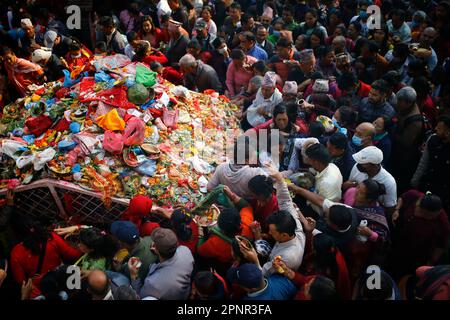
[96,108,126,131]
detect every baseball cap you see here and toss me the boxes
[194,20,207,31]
[151,228,178,256]
[227,263,262,289]
[44,30,58,48]
[110,221,140,245]
[352,146,383,165]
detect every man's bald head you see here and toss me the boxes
[355,122,376,146]
[87,270,110,299]
[420,27,437,46]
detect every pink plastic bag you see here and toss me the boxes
[103,131,124,154]
[162,108,179,129]
[123,117,145,146]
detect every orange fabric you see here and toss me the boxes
[198,235,233,264]
[96,108,126,131]
[240,206,254,239]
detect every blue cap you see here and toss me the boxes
[227,263,262,289]
[110,221,140,244]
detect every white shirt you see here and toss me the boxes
[157,0,172,24]
[310,163,343,214]
[349,165,397,208]
[246,88,283,127]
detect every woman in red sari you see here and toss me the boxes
[1,47,44,97]
[138,15,166,49]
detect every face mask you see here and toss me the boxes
[218,46,228,54]
[373,132,388,142]
[71,53,81,58]
[332,116,341,128]
[352,135,363,146]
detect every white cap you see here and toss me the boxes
[31,49,52,63]
[44,30,58,48]
[352,146,383,165]
[21,18,33,28]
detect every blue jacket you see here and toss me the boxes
[244,275,297,300]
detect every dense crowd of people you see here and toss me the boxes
[1,0,450,300]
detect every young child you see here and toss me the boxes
[150,61,182,85]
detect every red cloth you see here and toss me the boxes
[64,46,93,73]
[251,193,279,233]
[419,95,438,125]
[53,118,71,132]
[198,206,254,264]
[122,195,153,228]
[140,221,161,237]
[162,67,183,85]
[139,28,166,48]
[25,115,53,137]
[357,80,371,98]
[10,233,82,298]
[142,51,169,65]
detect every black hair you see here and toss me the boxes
[313,233,339,279]
[329,205,354,230]
[371,79,389,94]
[248,175,274,199]
[411,76,431,99]
[337,72,358,91]
[126,31,139,43]
[305,8,318,18]
[252,60,269,75]
[202,5,213,15]
[375,114,393,134]
[218,208,242,237]
[365,40,380,53]
[311,28,326,44]
[305,142,331,165]
[212,37,226,50]
[241,13,253,25]
[362,179,386,202]
[100,16,115,28]
[328,132,348,150]
[276,37,293,48]
[150,61,163,71]
[240,31,256,42]
[309,276,339,300]
[40,271,64,301]
[437,115,450,129]
[140,15,155,32]
[230,48,246,60]
[95,41,107,52]
[359,270,393,300]
[134,41,151,60]
[393,42,410,58]
[319,46,335,59]
[231,238,250,263]
[68,38,82,51]
[267,210,296,237]
[188,38,201,50]
[381,70,401,87]
[194,271,221,296]
[283,5,294,14]
[391,9,406,21]
[408,58,427,75]
[272,102,294,131]
[21,217,50,255]
[309,121,326,138]
[338,106,358,127]
[79,227,118,260]
[0,46,13,56]
[419,193,443,212]
[115,285,139,300]
[349,21,362,33]
[229,2,241,11]
[170,209,193,242]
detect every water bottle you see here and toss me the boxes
[356,220,368,243]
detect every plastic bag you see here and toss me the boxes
[187,156,213,174]
[127,83,149,105]
[171,86,191,99]
[73,133,99,155]
[63,69,88,88]
[93,54,131,72]
[96,109,126,131]
[16,154,34,169]
[1,140,27,160]
[134,159,157,176]
[95,71,114,83]
[135,64,157,87]
[33,147,56,170]
[103,130,124,154]
[123,117,145,146]
[162,108,179,129]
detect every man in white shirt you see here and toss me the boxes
[345,146,397,215]
[157,0,172,25]
[304,143,343,215]
[246,71,283,128]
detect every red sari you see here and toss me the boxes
[4,58,44,96]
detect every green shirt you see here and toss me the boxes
[120,236,157,280]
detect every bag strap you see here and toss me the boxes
[35,237,48,277]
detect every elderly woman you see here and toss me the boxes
[1,47,44,97]
[225,49,257,98]
[244,71,283,130]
